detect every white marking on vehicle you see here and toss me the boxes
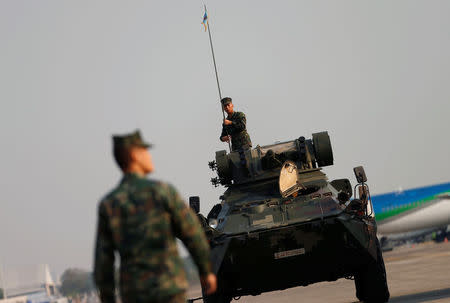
[274,248,306,259]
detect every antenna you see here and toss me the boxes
[203,5,232,152]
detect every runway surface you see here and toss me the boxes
[187,241,450,302]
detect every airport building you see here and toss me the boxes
[0,264,67,303]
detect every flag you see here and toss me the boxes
[202,11,208,31]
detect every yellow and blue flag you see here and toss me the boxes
[202,11,208,31]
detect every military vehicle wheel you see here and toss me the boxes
[354,239,390,302]
[203,292,232,303]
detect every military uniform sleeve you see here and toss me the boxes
[166,185,212,276]
[94,202,116,303]
[231,112,246,132]
[220,124,227,141]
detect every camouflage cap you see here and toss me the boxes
[113,130,152,149]
[221,97,232,106]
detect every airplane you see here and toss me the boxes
[370,182,450,246]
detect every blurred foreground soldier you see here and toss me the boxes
[219,97,252,151]
[94,130,217,303]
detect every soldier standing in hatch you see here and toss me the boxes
[94,130,217,303]
[219,97,252,151]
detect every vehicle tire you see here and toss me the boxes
[354,238,390,302]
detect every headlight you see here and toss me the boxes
[209,218,218,229]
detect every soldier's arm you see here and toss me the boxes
[94,203,116,303]
[166,184,212,276]
[220,125,227,141]
[232,112,246,132]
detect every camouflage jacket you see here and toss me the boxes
[220,111,252,151]
[94,173,211,303]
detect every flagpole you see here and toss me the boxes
[204,5,232,152]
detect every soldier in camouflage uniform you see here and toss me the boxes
[219,97,252,151]
[94,130,217,303]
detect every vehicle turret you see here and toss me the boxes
[210,131,333,190]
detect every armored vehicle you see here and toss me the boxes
[189,132,390,303]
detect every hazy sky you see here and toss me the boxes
[1,1,449,279]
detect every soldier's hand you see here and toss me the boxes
[223,119,232,126]
[200,273,217,295]
[220,135,231,143]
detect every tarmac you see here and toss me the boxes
[187,241,450,302]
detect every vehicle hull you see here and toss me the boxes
[212,214,378,297]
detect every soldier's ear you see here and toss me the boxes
[129,147,139,162]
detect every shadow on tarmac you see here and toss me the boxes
[388,288,450,303]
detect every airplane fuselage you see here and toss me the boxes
[371,182,450,235]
